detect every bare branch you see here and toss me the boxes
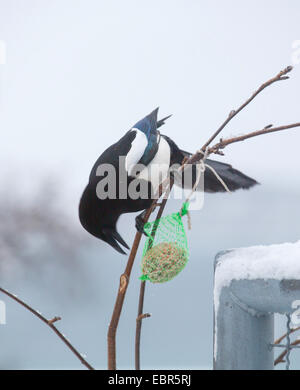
[136,313,151,321]
[135,281,147,370]
[107,193,161,369]
[47,316,61,325]
[0,286,94,370]
[273,326,300,366]
[208,122,300,155]
[274,326,300,346]
[201,65,293,150]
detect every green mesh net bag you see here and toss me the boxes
[140,202,189,283]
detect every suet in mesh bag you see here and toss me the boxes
[140,202,189,283]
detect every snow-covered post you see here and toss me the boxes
[214,242,300,370]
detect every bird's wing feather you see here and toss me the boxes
[174,158,258,192]
[161,135,258,192]
[203,158,258,192]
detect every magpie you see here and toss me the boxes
[79,108,258,254]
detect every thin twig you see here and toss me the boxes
[274,339,300,366]
[208,122,300,155]
[135,281,147,370]
[201,65,293,150]
[107,230,145,370]
[274,326,300,346]
[273,326,300,366]
[187,66,293,165]
[0,286,94,370]
[136,313,151,321]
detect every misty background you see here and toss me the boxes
[0,0,299,369]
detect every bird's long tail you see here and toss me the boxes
[163,135,258,192]
[177,156,258,192]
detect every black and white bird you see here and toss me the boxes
[79,108,258,254]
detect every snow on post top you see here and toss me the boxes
[214,240,300,312]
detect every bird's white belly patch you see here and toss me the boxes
[125,129,148,176]
[137,137,171,193]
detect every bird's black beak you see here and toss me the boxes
[102,227,130,255]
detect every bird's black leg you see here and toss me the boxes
[135,210,148,235]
